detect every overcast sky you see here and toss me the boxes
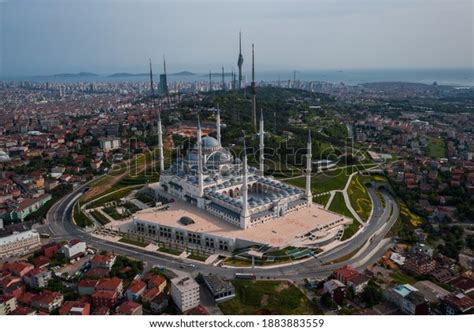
[0,0,472,77]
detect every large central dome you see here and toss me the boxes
[201,136,220,148]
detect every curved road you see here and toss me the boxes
[44,181,399,280]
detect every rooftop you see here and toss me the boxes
[134,199,349,247]
[171,276,199,291]
[202,274,234,294]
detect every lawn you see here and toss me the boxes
[218,280,316,315]
[223,257,253,267]
[73,203,92,228]
[347,175,372,221]
[87,187,137,209]
[187,253,208,262]
[89,209,111,225]
[427,136,446,159]
[135,192,155,205]
[313,193,330,206]
[285,163,376,195]
[328,192,355,219]
[286,170,349,195]
[328,192,360,241]
[119,237,149,248]
[390,271,417,285]
[158,247,183,256]
[123,202,141,213]
[341,220,361,241]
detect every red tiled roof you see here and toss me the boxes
[85,268,109,279]
[2,261,34,276]
[147,274,166,288]
[142,287,160,301]
[59,301,91,315]
[92,290,117,299]
[92,254,114,263]
[117,301,142,315]
[127,280,146,294]
[450,276,474,293]
[78,279,99,288]
[96,277,122,292]
[444,293,474,313]
[15,194,51,212]
[18,292,36,305]
[32,256,50,268]
[92,306,110,315]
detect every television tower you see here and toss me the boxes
[221,67,226,90]
[237,31,244,90]
[208,70,212,91]
[251,43,257,130]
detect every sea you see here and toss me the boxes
[5,68,474,87]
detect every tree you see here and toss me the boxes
[320,292,336,310]
[346,285,356,301]
[359,281,382,308]
[466,234,474,250]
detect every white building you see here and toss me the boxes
[0,295,17,315]
[0,230,41,259]
[99,137,121,152]
[170,276,200,312]
[62,240,87,259]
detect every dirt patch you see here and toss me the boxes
[276,282,290,292]
[261,294,269,306]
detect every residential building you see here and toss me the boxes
[334,265,369,294]
[23,268,52,288]
[91,290,118,308]
[116,301,143,315]
[31,291,64,313]
[126,280,146,302]
[42,242,60,258]
[442,293,474,315]
[170,276,200,313]
[323,279,346,305]
[99,137,121,152]
[2,261,35,277]
[449,276,474,295]
[150,293,169,314]
[2,194,51,221]
[413,280,450,304]
[9,306,36,315]
[0,231,41,259]
[402,254,436,276]
[62,239,86,259]
[384,284,429,315]
[145,273,167,292]
[59,301,91,315]
[142,287,160,303]
[78,279,99,296]
[96,277,123,295]
[91,253,116,270]
[0,294,17,315]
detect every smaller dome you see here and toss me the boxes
[179,216,195,226]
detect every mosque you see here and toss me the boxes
[132,110,351,252]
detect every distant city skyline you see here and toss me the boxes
[1,0,472,77]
